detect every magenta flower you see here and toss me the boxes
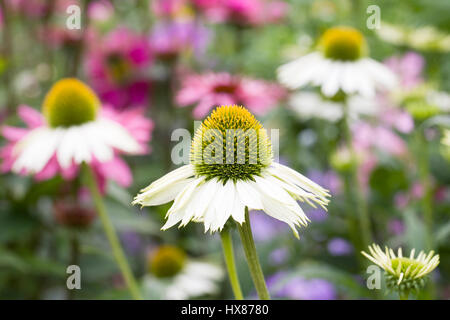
[150,20,211,60]
[191,0,287,26]
[85,27,153,110]
[176,72,286,118]
[1,79,153,193]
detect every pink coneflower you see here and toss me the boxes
[150,20,211,61]
[176,72,286,118]
[1,78,153,192]
[191,0,287,26]
[85,27,153,110]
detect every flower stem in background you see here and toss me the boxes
[67,0,91,76]
[399,291,409,300]
[342,104,372,251]
[83,165,142,300]
[415,129,434,250]
[67,232,80,300]
[220,228,244,300]
[0,0,16,114]
[237,208,270,300]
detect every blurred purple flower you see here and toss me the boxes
[150,20,210,60]
[268,273,337,300]
[269,248,289,265]
[327,237,353,256]
[191,0,288,26]
[121,231,143,254]
[250,210,288,242]
[388,219,405,235]
[307,169,341,195]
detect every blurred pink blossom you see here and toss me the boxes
[384,51,425,90]
[176,72,285,118]
[353,123,408,157]
[88,0,114,22]
[151,0,187,18]
[352,122,409,192]
[85,27,153,110]
[379,107,414,134]
[150,20,211,60]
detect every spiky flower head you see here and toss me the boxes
[190,105,272,183]
[319,26,368,61]
[362,244,439,295]
[43,78,100,128]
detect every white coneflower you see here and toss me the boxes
[143,245,223,300]
[133,105,330,238]
[277,26,397,98]
[10,78,142,175]
[362,244,440,298]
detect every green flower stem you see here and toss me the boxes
[399,291,409,300]
[84,165,143,300]
[220,229,244,300]
[342,104,373,251]
[237,208,270,300]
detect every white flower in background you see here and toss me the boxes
[362,244,439,293]
[277,26,397,98]
[143,246,223,299]
[133,105,330,238]
[289,91,377,122]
